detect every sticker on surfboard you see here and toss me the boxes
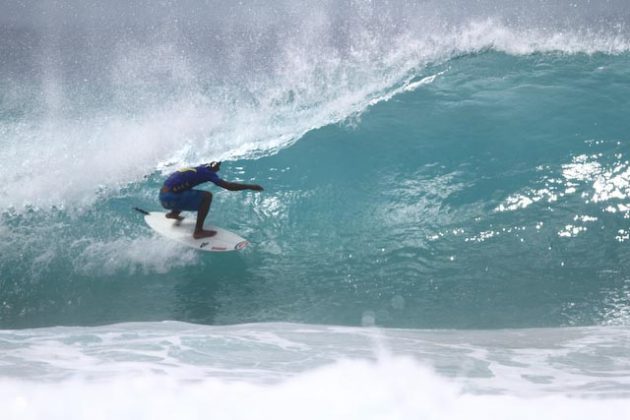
[135,208,248,252]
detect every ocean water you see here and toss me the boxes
[1,0,630,417]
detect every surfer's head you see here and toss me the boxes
[208,161,221,172]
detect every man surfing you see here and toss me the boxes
[159,161,263,239]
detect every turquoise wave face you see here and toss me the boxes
[1,1,630,329]
[2,51,629,329]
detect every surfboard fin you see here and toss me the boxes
[133,207,150,215]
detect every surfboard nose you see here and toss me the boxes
[235,241,249,250]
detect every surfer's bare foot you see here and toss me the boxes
[165,211,184,221]
[193,230,217,239]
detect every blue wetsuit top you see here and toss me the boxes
[163,164,222,193]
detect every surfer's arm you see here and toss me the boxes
[215,179,264,192]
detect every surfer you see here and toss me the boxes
[159,161,263,239]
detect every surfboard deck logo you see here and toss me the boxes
[135,208,249,252]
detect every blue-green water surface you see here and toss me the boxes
[1,1,629,330]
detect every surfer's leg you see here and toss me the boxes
[193,191,217,239]
[165,210,183,221]
[159,191,184,221]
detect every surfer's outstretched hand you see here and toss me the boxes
[250,185,264,192]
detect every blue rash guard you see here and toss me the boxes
[159,164,223,211]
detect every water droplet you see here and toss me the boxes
[361,311,376,327]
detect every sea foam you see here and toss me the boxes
[2,352,630,420]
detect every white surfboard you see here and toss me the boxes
[137,209,248,252]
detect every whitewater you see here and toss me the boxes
[1,0,630,418]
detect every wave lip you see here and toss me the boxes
[2,1,630,212]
